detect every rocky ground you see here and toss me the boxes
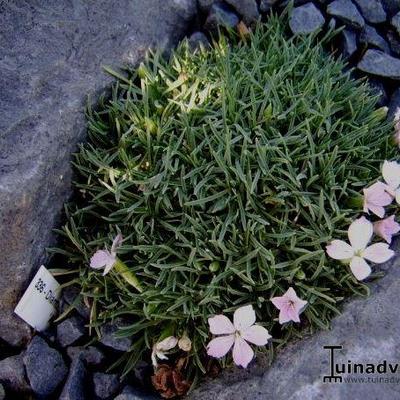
[2,0,400,399]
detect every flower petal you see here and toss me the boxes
[208,315,235,335]
[90,250,114,270]
[241,325,271,346]
[396,188,400,206]
[382,160,400,191]
[232,336,254,368]
[155,336,178,352]
[348,217,373,251]
[206,335,235,359]
[111,233,123,256]
[349,256,371,281]
[326,240,354,260]
[362,243,395,264]
[270,296,288,310]
[233,305,256,331]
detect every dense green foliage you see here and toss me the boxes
[53,15,393,380]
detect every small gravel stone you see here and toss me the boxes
[259,0,278,13]
[392,12,400,35]
[327,0,365,29]
[0,384,4,400]
[353,0,386,23]
[57,316,85,347]
[23,336,68,397]
[0,353,30,392]
[289,3,325,35]
[204,3,240,34]
[99,318,132,352]
[382,0,400,16]
[388,87,400,121]
[93,372,120,399]
[59,356,86,400]
[114,385,159,400]
[225,0,260,23]
[360,25,390,53]
[358,49,400,79]
[188,31,210,50]
[66,345,105,366]
[386,29,400,56]
[342,29,358,57]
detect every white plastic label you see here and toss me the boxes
[14,265,61,331]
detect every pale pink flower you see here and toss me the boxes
[326,217,394,280]
[206,305,271,368]
[363,181,393,218]
[382,160,400,204]
[373,215,400,244]
[271,287,307,324]
[90,234,123,275]
[151,336,178,367]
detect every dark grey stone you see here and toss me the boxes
[388,87,400,121]
[360,25,390,53]
[327,0,365,29]
[289,3,325,35]
[114,386,159,400]
[358,49,400,78]
[0,353,30,393]
[99,319,132,352]
[57,316,86,347]
[368,79,388,107]
[387,29,400,55]
[0,0,197,348]
[66,345,105,366]
[342,29,358,57]
[259,0,278,13]
[198,0,215,13]
[381,0,400,16]
[188,240,400,399]
[62,285,90,320]
[93,372,120,399]
[23,336,67,397]
[392,12,400,35]
[204,3,240,34]
[59,356,86,400]
[353,0,387,23]
[188,32,210,50]
[225,0,260,23]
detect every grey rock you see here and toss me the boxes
[0,384,4,400]
[388,87,400,121]
[62,285,90,320]
[0,353,30,393]
[289,3,325,35]
[99,319,132,352]
[57,316,86,347]
[392,12,400,35]
[387,29,400,55]
[327,0,365,29]
[353,0,386,23]
[0,0,197,348]
[259,0,278,13]
[342,29,358,57]
[59,356,86,400]
[204,3,240,34]
[23,336,67,397]
[114,386,159,400]
[66,345,105,366]
[93,372,120,399]
[358,49,400,79]
[198,0,215,13]
[188,240,400,399]
[381,0,400,16]
[225,0,260,24]
[360,25,390,53]
[187,32,210,50]
[368,79,388,107]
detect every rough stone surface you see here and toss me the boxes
[392,11,400,35]
[99,319,133,352]
[0,353,30,393]
[114,386,159,400]
[188,32,210,50]
[204,3,240,34]
[289,3,325,35]
[358,49,400,79]
[66,345,105,366]
[93,372,120,399]
[225,0,260,23]
[188,240,400,399]
[341,29,358,58]
[0,0,197,348]
[387,29,400,56]
[353,0,387,23]
[360,25,390,53]
[382,0,400,16]
[59,356,86,400]
[23,335,68,397]
[327,0,365,28]
[57,316,86,347]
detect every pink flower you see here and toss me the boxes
[382,160,400,203]
[90,234,123,275]
[373,215,400,244]
[206,305,271,368]
[363,181,393,218]
[326,217,394,280]
[271,287,307,324]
